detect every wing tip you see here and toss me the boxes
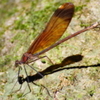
[59,2,74,9]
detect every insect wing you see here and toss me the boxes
[27,3,74,54]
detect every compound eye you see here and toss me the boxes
[15,60,19,67]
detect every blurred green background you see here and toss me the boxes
[0,0,100,100]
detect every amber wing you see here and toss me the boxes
[27,3,74,54]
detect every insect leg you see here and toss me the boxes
[32,82,53,98]
[22,65,31,96]
[27,64,44,77]
[11,67,23,93]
